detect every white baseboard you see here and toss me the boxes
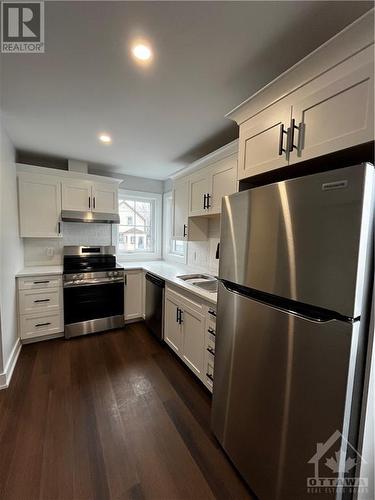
[0,339,22,390]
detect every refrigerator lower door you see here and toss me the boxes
[212,282,359,500]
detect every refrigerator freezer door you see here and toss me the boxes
[219,164,373,318]
[212,282,358,500]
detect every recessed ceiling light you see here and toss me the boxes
[99,134,112,144]
[132,44,152,62]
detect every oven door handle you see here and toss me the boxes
[64,279,124,288]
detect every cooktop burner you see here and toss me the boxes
[63,245,123,274]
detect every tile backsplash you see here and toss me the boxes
[187,216,220,275]
[23,222,113,266]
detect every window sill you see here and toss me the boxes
[117,253,162,262]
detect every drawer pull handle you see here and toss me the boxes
[33,280,50,284]
[207,347,215,356]
[34,299,50,303]
[35,322,51,327]
[208,309,216,317]
[207,327,216,336]
[206,373,214,382]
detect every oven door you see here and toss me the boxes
[64,282,124,337]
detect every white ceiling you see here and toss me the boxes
[1,1,372,180]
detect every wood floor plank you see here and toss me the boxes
[0,323,253,500]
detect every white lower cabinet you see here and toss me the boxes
[181,303,205,379]
[17,274,64,342]
[164,285,215,390]
[124,270,144,321]
[164,294,183,355]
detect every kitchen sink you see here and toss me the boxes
[191,280,218,293]
[177,274,218,293]
[177,274,213,281]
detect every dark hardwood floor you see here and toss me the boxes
[0,322,252,500]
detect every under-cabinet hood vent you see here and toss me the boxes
[61,210,120,224]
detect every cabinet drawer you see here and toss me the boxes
[18,274,62,291]
[19,311,63,340]
[19,288,62,315]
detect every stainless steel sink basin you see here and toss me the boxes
[191,280,218,293]
[177,274,218,293]
[177,274,213,281]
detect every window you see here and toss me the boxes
[116,190,162,260]
[163,192,186,262]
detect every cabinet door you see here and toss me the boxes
[92,182,118,214]
[290,60,374,164]
[61,180,91,211]
[172,177,189,239]
[164,296,182,355]
[209,155,237,214]
[18,174,62,238]
[189,170,211,216]
[238,101,291,180]
[124,271,143,320]
[181,304,205,379]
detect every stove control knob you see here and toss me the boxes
[107,271,114,277]
[72,274,78,281]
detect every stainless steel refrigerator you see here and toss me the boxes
[211,164,374,500]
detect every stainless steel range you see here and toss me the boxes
[63,246,125,339]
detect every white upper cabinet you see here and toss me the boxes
[92,182,118,213]
[238,102,291,179]
[209,155,238,214]
[172,177,189,239]
[189,169,211,217]
[18,173,62,238]
[62,180,118,214]
[228,13,374,180]
[61,179,91,211]
[188,152,237,216]
[289,55,374,164]
[17,165,121,237]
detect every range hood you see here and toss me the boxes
[61,210,120,224]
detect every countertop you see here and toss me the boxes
[16,260,218,304]
[16,265,64,277]
[120,260,218,304]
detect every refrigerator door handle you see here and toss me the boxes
[221,280,350,324]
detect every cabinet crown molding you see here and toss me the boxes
[226,8,374,125]
[16,163,123,185]
[170,139,238,181]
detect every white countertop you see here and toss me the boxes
[16,260,218,304]
[121,260,218,304]
[16,265,64,277]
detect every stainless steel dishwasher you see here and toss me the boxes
[145,272,165,341]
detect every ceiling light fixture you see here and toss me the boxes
[99,134,112,144]
[132,43,152,62]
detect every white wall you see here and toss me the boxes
[0,121,24,381]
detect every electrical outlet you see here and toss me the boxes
[46,247,54,257]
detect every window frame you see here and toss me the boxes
[114,189,162,261]
[163,191,187,264]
